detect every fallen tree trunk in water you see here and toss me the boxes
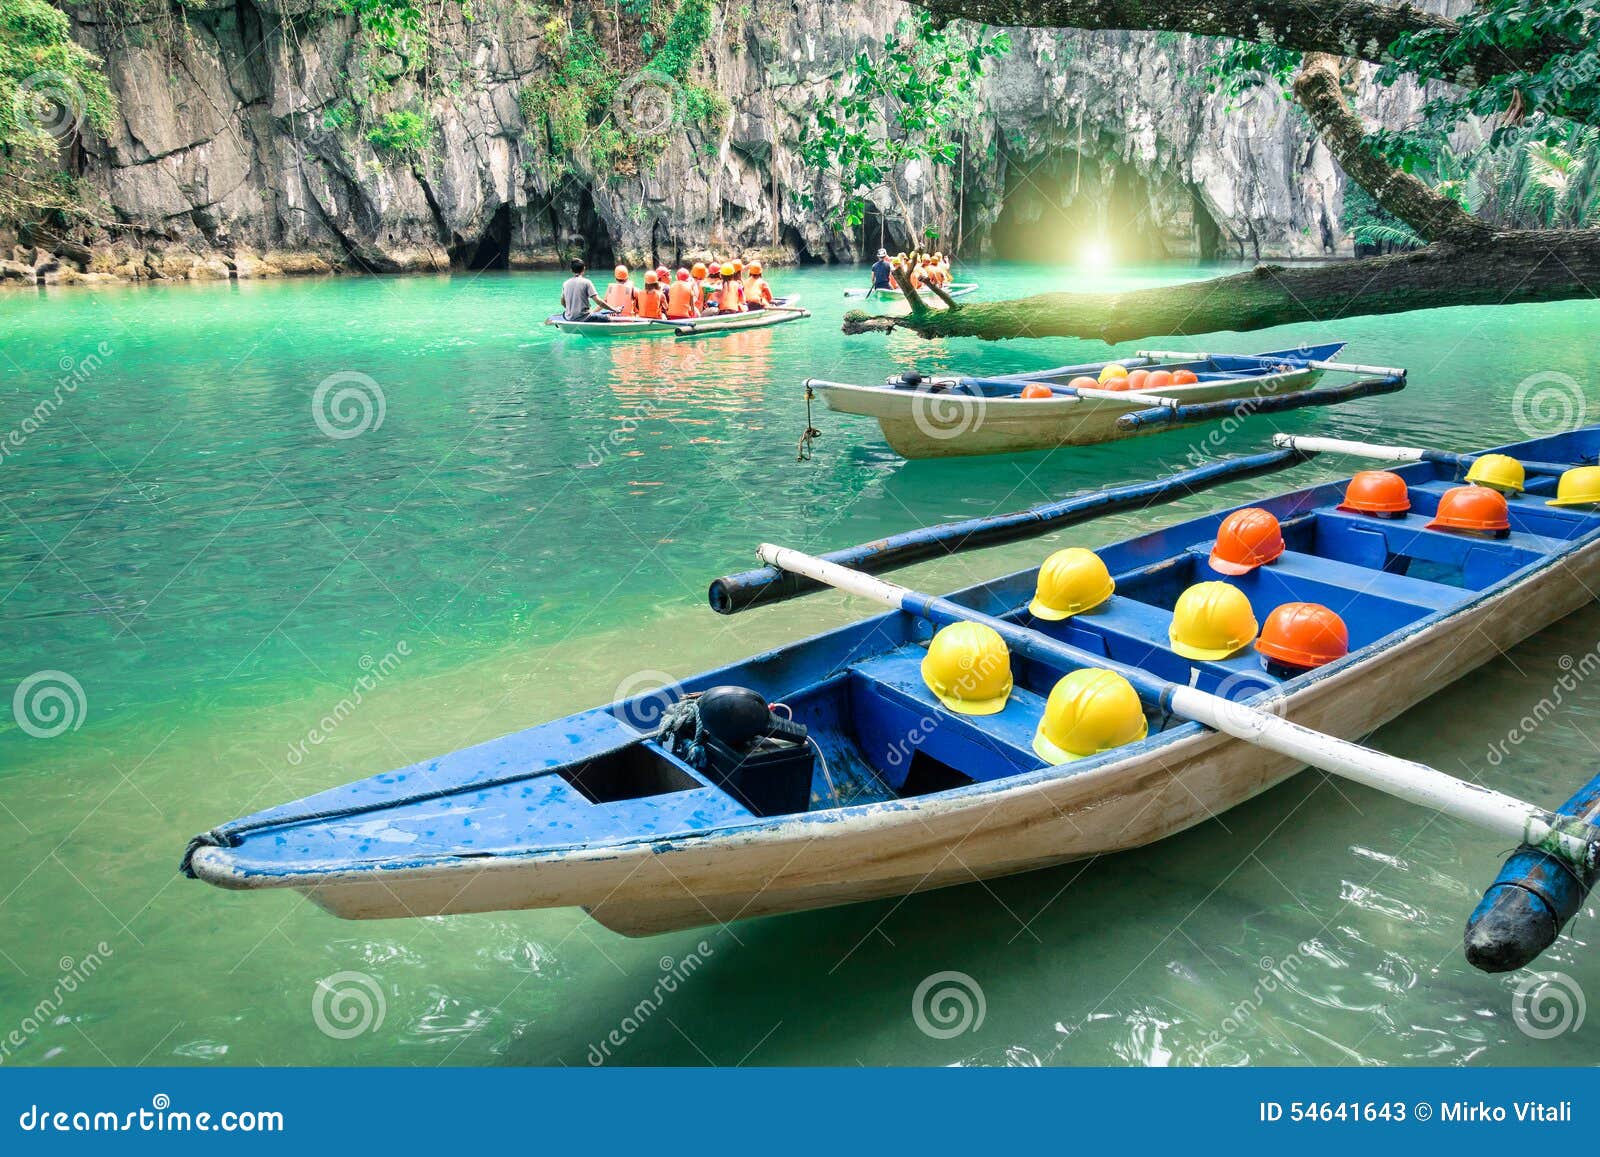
[842,229,1600,344]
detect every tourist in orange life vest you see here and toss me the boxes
[602,265,638,316]
[744,261,773,308]
[715,262,745,312]
[637,270,667,319]
[666,270,699,319]
[689,262,709,310]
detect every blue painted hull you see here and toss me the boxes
[185,426,1600,936]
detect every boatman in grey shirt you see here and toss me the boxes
[560,259,603,320]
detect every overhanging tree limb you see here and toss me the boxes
[911,0,1574,87]
[1292,52,1487,244]
[842,229,1600,344]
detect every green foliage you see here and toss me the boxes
[796,11,1010,228]
[0,0,117,223]
[366,108,432,153]
[683,82,729,129]
[1204,40,1300,108]
[647,0,712,81]
[1376,1,1599,138]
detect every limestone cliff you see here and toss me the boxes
[35,0,1445,281]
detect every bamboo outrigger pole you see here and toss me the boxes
[1272,433,1573,477]
[755,544,1600,876]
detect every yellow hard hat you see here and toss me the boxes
[1547,466,1600,507]
[1097,363,1130,384]
[1464,453,1525,493]
[1029,548,1114,621]
[719,263,736,277]
[921,621,1013,715]
[1032,669,1147,764]
[1168,582,1258,661]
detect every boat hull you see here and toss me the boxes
[190,528,1600,935]
[817,368,1321,458]
[550,298,805,339]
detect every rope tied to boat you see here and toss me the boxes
[797,382,821,462]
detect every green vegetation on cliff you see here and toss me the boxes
[0,0,115,224]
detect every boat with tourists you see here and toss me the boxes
[844,282,980,303]
[184,421,1600,974]
[805,342,1406,458]
[549,296,807,339]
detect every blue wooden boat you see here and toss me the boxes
[806,342,1407,458]
[184,426,1600,968]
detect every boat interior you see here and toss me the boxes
[191,428,1600,879]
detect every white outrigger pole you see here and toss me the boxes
[756,544,1600,874]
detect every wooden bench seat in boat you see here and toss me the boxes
[1312,508,1558,587]
[847,646,1050,788]
[1404,479,1598,540]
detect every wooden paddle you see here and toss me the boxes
[755,543,1600,873]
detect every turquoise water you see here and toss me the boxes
[2,261,1598,1066]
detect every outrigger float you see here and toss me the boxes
[546,297,808,339]
[184,422,1600,973]
[806,342,1406,458]
[843,283,980,303]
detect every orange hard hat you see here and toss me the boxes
[691,262,707,278]
[655,266,670,282]
[1337,471,1410,515]
[1256,602,1349,670]
[1020,383,1053,399]
[1068,376,1098,391]
[644,270,659,285]
[748,261,762,276]
[732,258,745,271]
[1426,485,1510,532]
[614,265,629,280]
[1125,369,1150,391]
[1145,369,1174,389]
[1209,508,1285,575]
[1171,369,1198,385]
[676,267,690,281]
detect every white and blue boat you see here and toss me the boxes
[806,342,1406,458]
[185,424,1600,972]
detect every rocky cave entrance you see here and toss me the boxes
[460,204,511,271]
[991,150,1223,264]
